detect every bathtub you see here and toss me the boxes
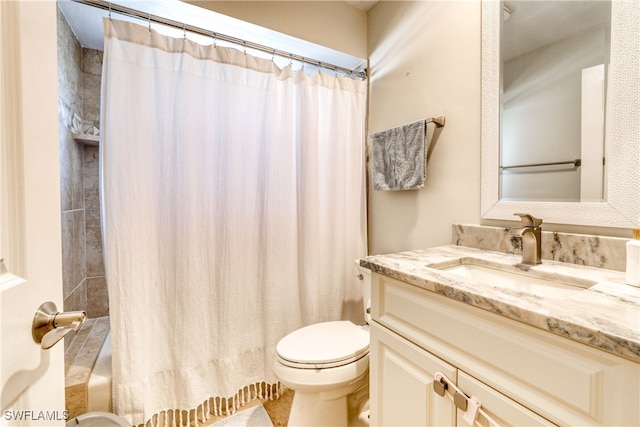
[87,331,113,412]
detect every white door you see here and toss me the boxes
[1,1,65,426]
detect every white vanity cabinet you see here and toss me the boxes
[369,272,640,426]
[370,323,552,427]
[370,323,457,426]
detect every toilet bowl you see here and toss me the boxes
[65,411,129,427]
[273,263,371,426]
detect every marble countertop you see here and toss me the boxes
[361,245,640,363]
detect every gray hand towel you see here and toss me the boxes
[371,119,426,191]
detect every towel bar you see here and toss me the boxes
[427,115,446,127]
[500,159,581,170]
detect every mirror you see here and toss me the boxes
[501,1,610,202]
[481,0,639,227]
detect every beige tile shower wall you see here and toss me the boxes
[58,6,87,316]
[58,6,108,319]
[84,145,108,317]
[82,48,108,318]
[84,146,102,276]
[81,52,107,317]
[82,48,102,128]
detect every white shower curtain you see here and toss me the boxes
[100,19,367,427]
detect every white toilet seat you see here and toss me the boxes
[276,320,369,369]
[273,265,372,426]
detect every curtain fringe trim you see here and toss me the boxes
[139,382,283,427]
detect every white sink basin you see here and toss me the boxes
[436,259,596,299]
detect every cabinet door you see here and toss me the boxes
[456,371,556,427]
[370,322,457,426]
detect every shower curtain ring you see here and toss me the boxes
[243,41,247,55]
[148,13,151,31]
[108,2,112,20]
[183,25,187,39]
[212,32,217,47]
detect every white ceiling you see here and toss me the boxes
[502,1,611,62]
[57,0,367,71]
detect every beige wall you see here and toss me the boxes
[185,1,368,58]
[367,1,482,254]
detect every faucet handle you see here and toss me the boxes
[514,213,542,228]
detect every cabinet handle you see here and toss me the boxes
[433,376,447,397]
[433,372,501,427]
[454,391,468,411]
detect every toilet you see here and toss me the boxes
[65,411,129,427]
[273,262,371,426]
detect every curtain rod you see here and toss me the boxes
[72,0,367,80]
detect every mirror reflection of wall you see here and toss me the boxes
[500,1,611,202]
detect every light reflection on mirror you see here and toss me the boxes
[500,1,611,202]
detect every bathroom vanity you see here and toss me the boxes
[361,244,640,426]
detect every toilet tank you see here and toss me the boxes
[355,261,371,324]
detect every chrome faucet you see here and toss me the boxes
[509,213,543,265]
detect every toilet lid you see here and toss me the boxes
[276,321,369,368]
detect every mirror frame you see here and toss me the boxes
[481,0,639,228]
